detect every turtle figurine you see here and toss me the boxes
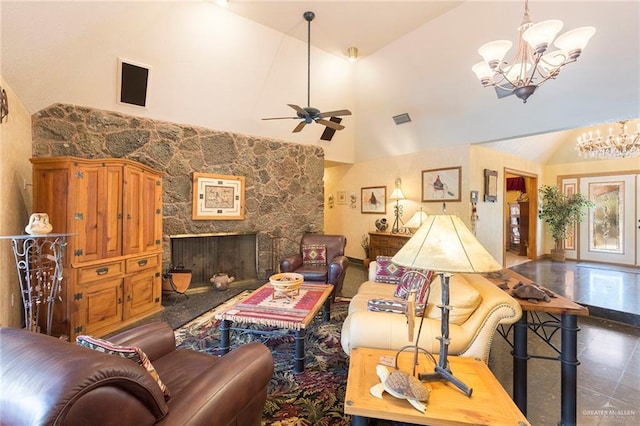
[370,365,430,413]
[512,281,555,303]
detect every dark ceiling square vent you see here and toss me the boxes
[393,113,411,125]
[320,117,342,141]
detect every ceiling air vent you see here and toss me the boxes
[393,113,411,125]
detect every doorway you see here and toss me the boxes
[504,169,538,267]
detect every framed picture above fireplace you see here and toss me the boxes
[192,172,245,220]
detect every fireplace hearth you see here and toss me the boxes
[170,232,258,287]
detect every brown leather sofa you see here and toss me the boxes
[0,322,274,425]
[279,233,349,298]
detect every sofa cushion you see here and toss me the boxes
[76,335,171,400]
[302,244,327,266]
[374,256,406,284]
[425,274,481,325]
[394,269,435,302]
[367,298,426,316]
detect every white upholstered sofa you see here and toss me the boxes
[340,261,522,363]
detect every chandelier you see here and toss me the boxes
[472,0,595,103]
[576,120,640,159]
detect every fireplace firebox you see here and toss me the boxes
[169,232,258,287]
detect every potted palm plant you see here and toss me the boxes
[538,184,593,261]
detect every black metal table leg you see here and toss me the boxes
[560,313,579,426]
[294,328,306,373]
[323,296,331,322]
[513,312,529,416]
[350,415,369,425]
[219,319,231,354]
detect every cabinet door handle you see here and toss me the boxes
[96,267,109,275]
[137,259,148,267]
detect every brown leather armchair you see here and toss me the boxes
[0,322,274,425]
[279,233,349,297]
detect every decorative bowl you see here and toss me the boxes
[269,272,303,293]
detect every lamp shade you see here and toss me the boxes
[522,19,563,50]
[554,26,596,52]
[391,214,502,274]
[389,188,406,201]
[478,40,513,64]
[405,210,428,230]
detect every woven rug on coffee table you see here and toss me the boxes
[175,293,351,425]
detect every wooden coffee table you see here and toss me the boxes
[215,282,333,373]
[344,347,530,425]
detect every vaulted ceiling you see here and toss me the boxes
[2,1,639,164]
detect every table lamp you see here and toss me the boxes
[404,208,428,233]
[392,214,502,396]
[389,178,406,234]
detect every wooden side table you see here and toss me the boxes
[344,347,529,425]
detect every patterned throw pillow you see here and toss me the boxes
[302,244,327,266]
[374,256,406,284]
[367,298,426,316]
[394,269,435,302]
[76,335,171,401]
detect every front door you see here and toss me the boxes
[578,174,636,265]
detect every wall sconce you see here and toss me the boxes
[389,178,406,233]
[347,47,359,62]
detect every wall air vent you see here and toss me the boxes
[320,117,342,141]
[392,113,411,125]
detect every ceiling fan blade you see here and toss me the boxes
[318,109,352,118]
[288,104,308,116]
[292,121,306,133]
[317,119,345,131]
[262,116,298,120]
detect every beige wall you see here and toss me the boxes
[325,143,548,266]
[0,77,33,327]
[325,144,472,260]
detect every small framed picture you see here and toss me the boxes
[484,169,498,202]
[421,167,461,202]
[361,186,386,214]
[192,172,245,220]
[337,190,347,205]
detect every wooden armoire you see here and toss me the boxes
[31,157,163,340]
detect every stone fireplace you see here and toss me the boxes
[31,104,325,280]
[170,232,257,287]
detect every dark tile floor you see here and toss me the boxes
[157,260,640,425]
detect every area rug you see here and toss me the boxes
[175,292,352,426]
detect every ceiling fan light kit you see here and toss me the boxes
[262,11,352,134]
[472,0,595,103]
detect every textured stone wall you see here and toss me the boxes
[32,103,325,278]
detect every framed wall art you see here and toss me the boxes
[337,190,347,205]
[192,172,245,220]
[361,186,386,214]
[484,169,498,202]
[421,166,461,202]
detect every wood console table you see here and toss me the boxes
[486,269,589,426]
[368,232,411,259]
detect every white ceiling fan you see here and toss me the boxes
[262,11,352,134]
